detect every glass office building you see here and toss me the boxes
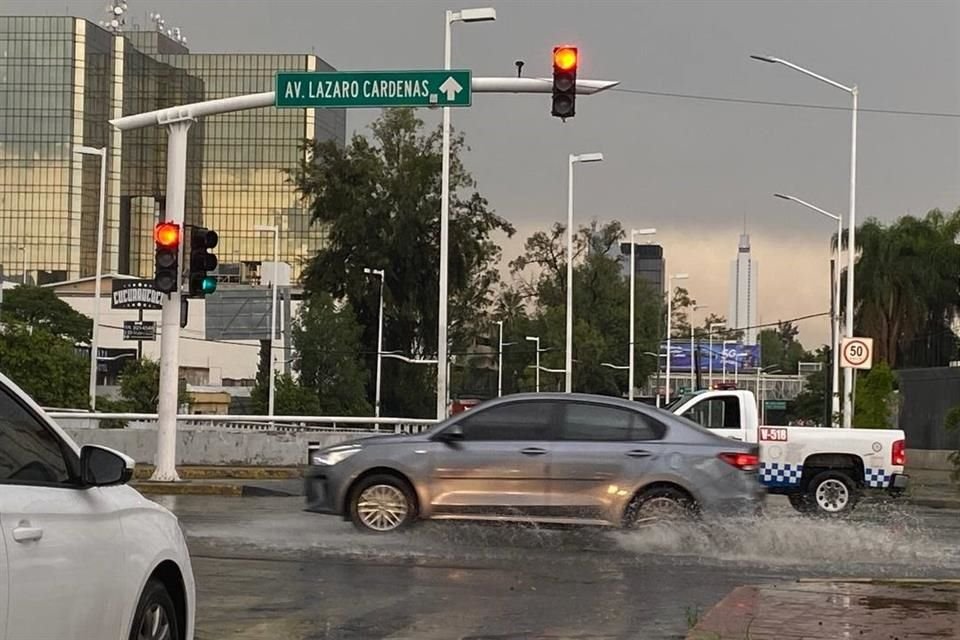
[0,16,344,284]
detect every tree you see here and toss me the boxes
[669,287,697,338]
[117,358,187,413]
[293,292,372,416]
[289,108,513,416]
[0,285,92,344]
[853,362,896,428]
[758,321,812,374]
[251,372,322,416]
[841,209,960,368]
[0,321,88,408]
[790,366,827,425]
[506,219,662,396]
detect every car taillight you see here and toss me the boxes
[719,452,759,472]
[892,439,906,467]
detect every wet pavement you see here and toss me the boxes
[157,495,960,640]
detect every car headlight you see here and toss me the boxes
[312,445,362,466]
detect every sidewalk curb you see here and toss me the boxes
[134,466,302,481]
[905,496,960,510]
[133,480,300,498]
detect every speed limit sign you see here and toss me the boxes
[840,337,874,370]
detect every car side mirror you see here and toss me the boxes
[80,445,134,487]
[436,424,464,443]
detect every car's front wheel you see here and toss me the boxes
[129,579,180,640]
[348,474,417,533]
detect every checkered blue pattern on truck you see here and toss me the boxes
[864,468,891,488]
[759,462,803,486]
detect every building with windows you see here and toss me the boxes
[727,233,759,345]
[616,241,665,296]
[0,15,345,285]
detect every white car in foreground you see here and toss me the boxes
[0,373,194,640]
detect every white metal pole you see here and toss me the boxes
[375,270,384,417]
[843,89,858,429]
[628,232,636,401]
[535,337,541,393]
[565,155,574,393]
[665,285,672,403]
[436,11,454,421]
[709,332,713,389]
[152,120,191,482]
[87,147,107,411]
[690,325,696,389]
[832,216,842,426]
[268,227,278,418]
[497,320,503,397]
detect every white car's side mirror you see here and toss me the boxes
[80,445,135,487]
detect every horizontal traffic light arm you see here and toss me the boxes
[109,78,619,130]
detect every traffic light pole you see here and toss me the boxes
[111,75,618,480]
[152,118,191,482]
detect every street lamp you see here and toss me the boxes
[18,246,26,285]
[601,362,629,370]
[437,6,497,421]
[364,268,385,417]
[774,193,842,426]
[753,54,857,428]
[75,145,107,410]
[566,151,604,393]
[254,224,280,418]
[690,304,708,388]
[383,352,438,365]
[757,365,781,424]
[708,321,726,389]
[526,336,542,392]
[664,272,688,403]
[628,228,656,401]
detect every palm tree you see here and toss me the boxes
[839,209,960,368]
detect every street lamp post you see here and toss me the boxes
[437,7,497,421]
[364,268,385,417]
[708,321,726,389]
[526,336,541,392]
[75,145,107,410]
[566,152,604,393]
[665,272,688,403]
[774,193,843,426]
[628,228,656,401]
[752,54,857,428]
[690,304,708,389]
[254,224,280,418]
[496,320,504,397]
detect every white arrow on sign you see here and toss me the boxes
[439,76,463,101]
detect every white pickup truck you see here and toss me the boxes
[667,389,908,515]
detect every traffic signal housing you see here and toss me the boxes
[188,226,219,297]
[552,46,578,120]
[154,222,180,294]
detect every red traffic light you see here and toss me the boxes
[154,222,180,248]
[553,46,578,71]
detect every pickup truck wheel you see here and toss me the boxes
[807,470,859,516]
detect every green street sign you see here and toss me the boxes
[275,70,472,109]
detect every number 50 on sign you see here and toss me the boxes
[840,337,874,370]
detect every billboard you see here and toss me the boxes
[660,342,761,373]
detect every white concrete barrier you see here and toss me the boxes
[64,427,361,467]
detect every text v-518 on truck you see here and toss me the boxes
[668,389,908,516]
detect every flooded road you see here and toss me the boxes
[164,496,960,639]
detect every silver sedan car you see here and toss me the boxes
[305,393,764,533]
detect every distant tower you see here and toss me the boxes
[728,233,758,344]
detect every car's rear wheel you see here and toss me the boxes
[806,470,859,516]
[623,486,695,528]
[129,579,180,640]
[349,474,417,533]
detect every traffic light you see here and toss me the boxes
[552,45,578,120]
[188,226,219,297]
[154,222,180,294]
